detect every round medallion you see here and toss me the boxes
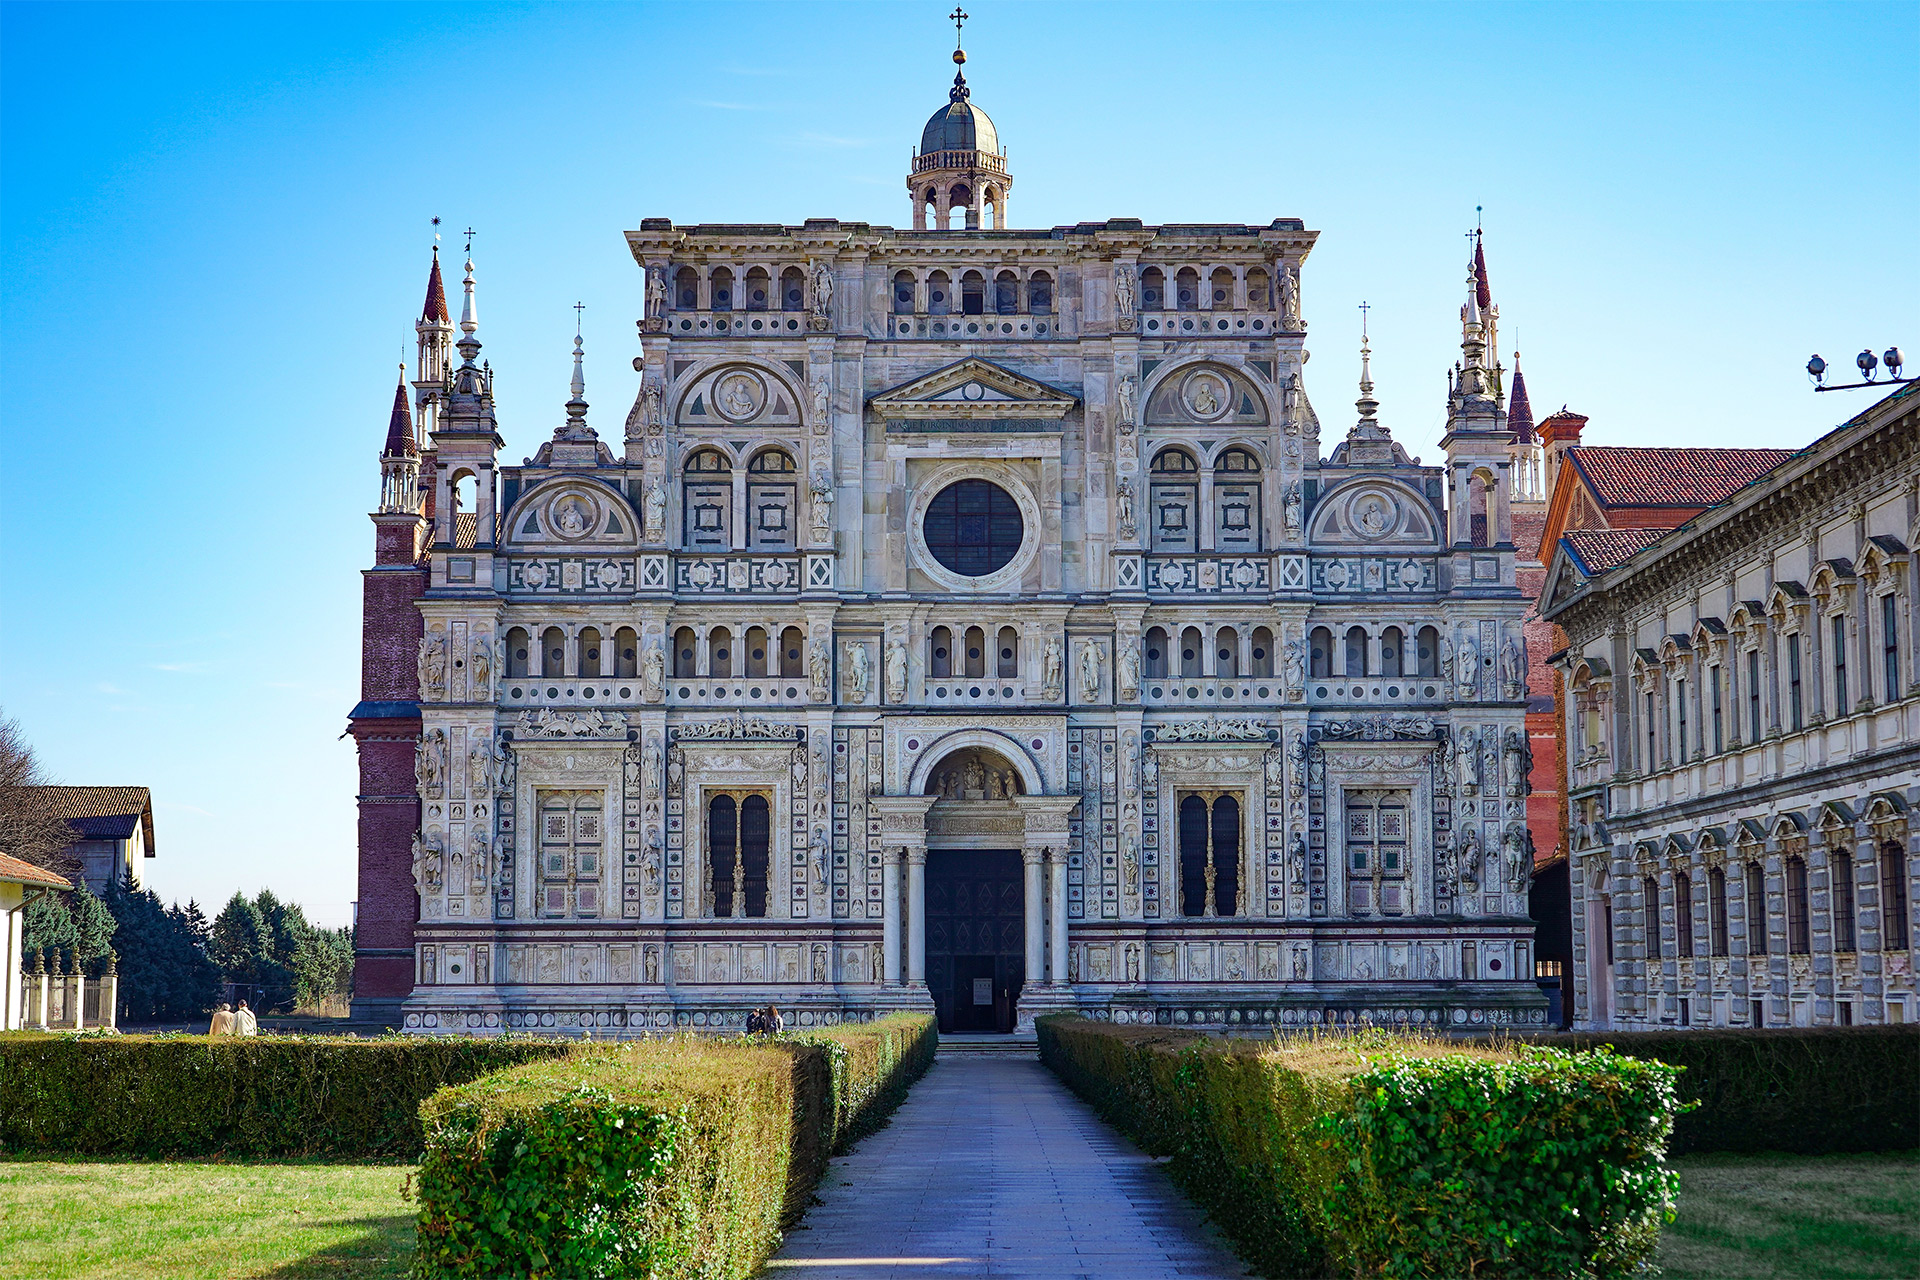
[712,369,765,422]
[1354,493,1395,537]
[548,494,595,540]
[1180,369,1231,421]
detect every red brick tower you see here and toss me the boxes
[347,254,445,1023]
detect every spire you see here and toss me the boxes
[384,364,417,457]
[1354,301,1381,427]
[555,307,597,445]
[459,246,477,338]
[1473,231,1491,314]
[422,247,449,324]
[1508,354,1536,444]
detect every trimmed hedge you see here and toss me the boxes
[1529,1025,1920,1155]
[0,1032,575,1159]
[411,1012,935,1280]
[1039,1015,1682,1280]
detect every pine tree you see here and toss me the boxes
[209,891,269,986]
[66,882,117,975]
[23,889,76,961]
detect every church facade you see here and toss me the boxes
[350,49,1548,1035]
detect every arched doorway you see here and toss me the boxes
[924,748,1028,1033]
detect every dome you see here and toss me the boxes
[920,94,997,157]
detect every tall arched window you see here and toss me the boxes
[743,626,770,677]
[747,450,796,551]
[675,266,699,310]
[1208,266,1234,309]
[577,627,602,678]
[780,627,804,678]
[682,450,732,550]
[1246,266,1270,309]
[1674,871,1695,958]
[1178,792,1240,918]
[1745,860,1768,955]
[961,270,985,315]
[541,627,567,678]
[1345,626,1369,677]
[1179,626,1203,678]
[1214,627,1239,678]
[1883,842,1911,950]
[997,627,1019,678]
[614,627,638,678]
[1213,447,1261,552]
[739,794,770,917]
[1708,867,1730,956]
[1380,626,1405,678]
[994,271,1018,315]
[673,627,697,678]
[1250,626,1273,677]
[928,626,953,679]
[926,270,951,315]
[1644,876,1662,961]
[1832,848,1856,952]
[1416,626,1440,678]
[1786,855,1811,954]
[707,794,736,917]
[1150,448,1199,552]
[1468,473,1492,548]
[708,627,733,679]
[963,626,986,679]
[1143,627,1168,679]
[506,627,531,678]
[1174,266,1200,310]
[1309,627,1333,679]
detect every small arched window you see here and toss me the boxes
[961,270,985,315]
[577,627,602,678]
[682,449,732,550]
[1139,266,1165,311]
[1246,266,1270,309]
[780,627,805,678]
[1309,626,1333,679]
[963,626,986,679]
[780,266,806,311]
[673,627,697,678]
[743,626,770,678]
[541,627,567,678]
[1179,626,1203,678]
[1380,626,1405,678]
[893,270,915,314]
[1144,626,1169,679]
[675,266,699,310]
[1214,627,1239,678]
[614,627,638,679]
[743,266,770,311]
[929,626,953,679]
[1027,271,1053,314]
[1345,626,1369,677]
[927,270,951,315]
[1174,267,1200,311]
[1209,266,1234,308]
[506,627,530,679]
[1416,625,1440,678]
[997,627,1019,678]
[994,271,1018,315]
[709,266,735,313]
[708,627,733,679]
[1250,627,1273,677]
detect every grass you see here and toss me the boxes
[1659,1150,1920,1280]
[0,1159,413,1279]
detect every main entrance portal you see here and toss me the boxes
[925,849,1024,1033]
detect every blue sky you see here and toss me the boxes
[3,2,1913,926]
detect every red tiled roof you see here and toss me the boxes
[1508,362,1535,444]
[0,851,71,890]
[1567,446,1794,509]
[1563,527,1674,573]
[1473,235,1491,312]
[384,378,416,457]
[423,249,449,323]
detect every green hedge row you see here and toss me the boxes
[0,1033,576,1159]
[1528,1025,1919,1155]
[411,1012,936,1280]
[1038,1015,1682,1280]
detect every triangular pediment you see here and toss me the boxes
[869,358,1078,422]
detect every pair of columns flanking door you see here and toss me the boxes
[871,794,1081,991]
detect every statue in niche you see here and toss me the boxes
[1115,476,1136,541]
[1278,261,1301,328]
[884,639,907,704]
[1356,496,1390,537]
[1117,643,1140,702]
[1079,642,1102,703]
[1140,749,1158,792]
[1112,263,1137,324]
[1283,639,1306,696]
[809,261,834,325]
[1115,373,1137,427]
[1122,833,1139,895]
[412,830,443,894]
[810,826,829,891]
[1041,637,1064,700]
[1290,832,1308,888]
[1283,483,1303,541]
[1503,728,1528,796]
[1505,825,1530,892]
[1454,728,1480,795]
[994,768,1014,800]
[642,641,665,702]
[640,734,662,800]
[1501,636,1524,700]
[468,831,489,889]
[1456,634,1480,698]
[719,376,756,420]
[643,945,660,984]
[810,376,831,433]
[643,378,664,432]
[666,746,683,796]
[1190,377,1220,417]
[810,468,833,542]
[468,738,496,799]
[962,756,986,796]
[1282,371,1302,418]
[469,635,493,702]
[644,265,667,319]
[844,641,870,700]
[1125,943,1141,984]
[416,728,447,799]
[1459,827,1482,887]
[811,946,827,984]
[418,631,447,700]
[807,640,832,702]
[555,497,591,538]
[1287,732,1307,799]
[643,480,667,543]
[1290,947,1308,981]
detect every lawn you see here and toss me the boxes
[1658,1151,1920,1280]
[0,1160,413,1280]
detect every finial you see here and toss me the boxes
[949,6,970,99]
[1355,301,1379,424]
[459,235,478,338]
[432,215,441,246]
[569,305,586,404]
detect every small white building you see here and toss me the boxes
[1,851,73,1031]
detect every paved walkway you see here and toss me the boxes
[767,1053,1249,1280]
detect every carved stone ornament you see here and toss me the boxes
[1318,714,1438,741]
[808,261,834,329]
[417,631,448,701]
[845,640,870,699]
[1153,717,1269,743]
[1112,263,1137,324]
[1116,643,1140,702]
[808,639,832,702]
[672,712,802,742]
[641,641,665,702]
[415,727,448,798]
[884,638,908,704]
[517,708,626,739]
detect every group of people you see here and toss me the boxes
[207,999,258,1036]
[744,1005,785,1035]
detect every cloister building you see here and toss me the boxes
[350,40,1549,1035]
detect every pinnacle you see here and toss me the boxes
[422,249,449,324]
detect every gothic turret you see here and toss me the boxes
[414,246,454,437]
[1442,235,1516,553]
[428,246,501,552]
[908,16,1010,230]
[379,365,420,514]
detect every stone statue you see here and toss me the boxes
[811,946,827,984]
[1290,832,1308,889]
[1454,728,1480,795]
[1460,827,1482,887]
[1283,482,1303,540]
[1116,643,1140,701]
[641,641,665,702]
[1503,728,1527,796]
[1140,748,1158,791]
[809,261,834,325]
[810,375,831,433]
[1456,634,1480,698]
[1501,636,1524,700]
[1506,826,1530,892]
[1283,639,1306,694]
[1115,373,1137,427]
[1112,263,1137,324]
[644,265,668,319]
[666,747,683,795]
[468,738,496,798]
[1291,947,1308,981]
[1126,942,1141,984]
[810,826,829,891]
[415,728,446,799]
[1078,642,1102,702]
[884,638,907,704]
[845,641,870,700]
[1042,637,1064,699]
[469,635,493,702]
[1115,476,1136,540]
[417,631,447,700]
[643,378,664,432]
[807,639,832,702]
[1278,261,1301,328]
[643,946,660,984]
[809,467,834,542]
[1435,838,1458,892]
[1439,635,1455,688]
[643,735,663,800]
[643,480,667,543]
[411,831,443,895]
[962,756,985,795]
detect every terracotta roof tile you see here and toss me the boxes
[1567,446,1794,509]
[1562,527,1674,574]
[0,851,71,890]
[423,249,449,323]
[1508,363,1535,444]
[1473,235,1491,312]
[384,379,416,457]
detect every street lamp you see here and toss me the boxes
[1807,345,1915,392]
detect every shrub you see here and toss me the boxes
[0,1033,575,1158]
[1530,1025,1919,1155]
[412,1013,935,1280]
[1039,1016,1683,1280]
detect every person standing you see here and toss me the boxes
[765,1005,785,1035]
[234,1000,258,1036]
[208,1002,235,1036]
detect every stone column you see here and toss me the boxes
[882,846,903,985]
[1022,846,1046,987]
[907,849,928,985]
[1049,849,1069,984]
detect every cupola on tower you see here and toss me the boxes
[909,13,1010,230]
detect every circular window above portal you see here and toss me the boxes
[922,480,1023,578]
